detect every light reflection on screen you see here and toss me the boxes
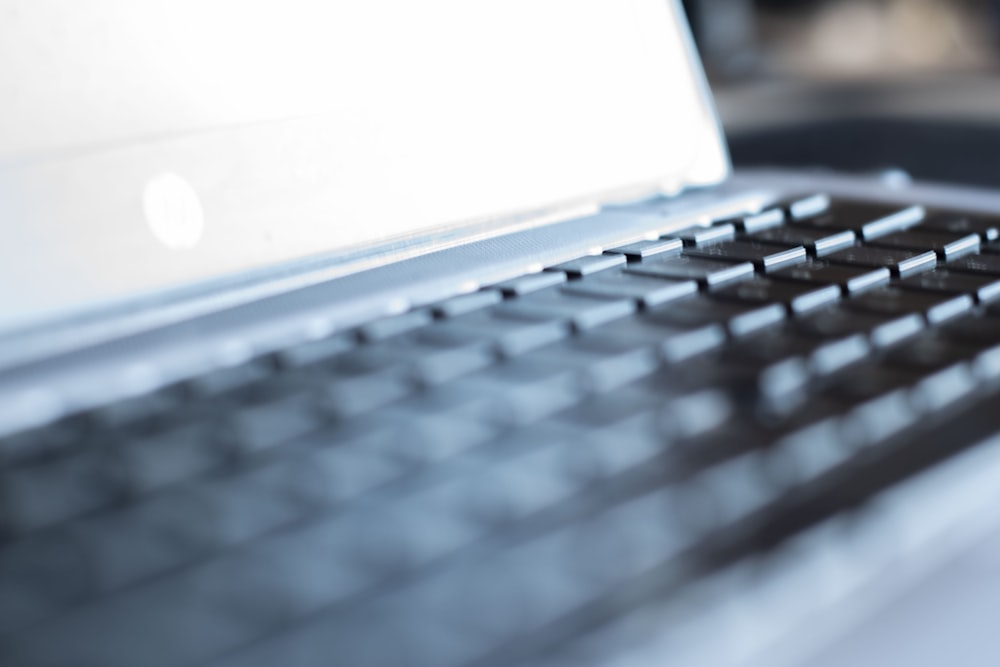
[0,0,726,332]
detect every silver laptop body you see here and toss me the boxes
[3,2,1000,666]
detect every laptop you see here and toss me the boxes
[3,1,1000,665]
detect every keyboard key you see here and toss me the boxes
[770,259,890,294]
[353,334,496,387]
[626,255,754,288]
[423,312,570,356]
[664,223,736,247]
[919,211,1000,241]
[946,253,1000,277]
[644,296,786,338]
[494,271,567,296]
[726,329,870,376]
[785,193,831,220]
[909,363,978,412]
[561,272,696,308]
[882,333,979,373]
[382,409,500,464]
[739,208,786,233]
[794,307,924,348]
[548,254,626,278]
[412,342,496,386]
[431,290,503,318]
[792,200,924,240]
[518,339,660,393]
[0,533,91,633]
[359,310,434,342]
[0,451,127,533]
[120,423,226,494]
[494,289,636,331]
[824,246,937,278]
[586,317,726,363]
[941,314,1000,348]
[867,230,980,260]
[228,395,324,454]
[845,288,973,325]
[716,208,784,234]
[275,334,355,369]
[712,277,840,314]
[323,368,414,417]
[684,241,807,272]
[605,238,683,262]
[898,269,1000,303]
[186,360,272,398]
[750,226,856,257]
[839,386,917,445]
[452,363,585,426]
[88,390,180,430]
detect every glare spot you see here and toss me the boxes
[143,172,205,249]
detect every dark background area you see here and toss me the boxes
[682,0,1000,187]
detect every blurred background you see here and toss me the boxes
[682,0,1000,187]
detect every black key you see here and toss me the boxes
[324,368,414,417]
[494,271,566,296]
[795,306,924,348]
[275,334,356,369]
[882,332,979,372]
[626,255,754,288]
[750,226,856,257]
[548,254,625,278]
[494,289,636,330]
[453,363,585,426]
[119,423,226,494]
[727,328,870,376]
[0,451,127,533]
[824,362,920,402]
[664,223,736,247]
[229,395,323,454]
[845,287,973,325]
[88,390,181,429]
[941,315,1000,350]
[867,230,980,260]
[909,363,978,412]
[824,246,937,278]
[785,193,831,220]
[587,317,726,363]
[792,200,924,240]
[684,241,807,272]
[920,211,1000,242]
[946,254,1000,277]
[431,291,502,318]
[880,339,979,411]
[359,310,434,342]
[410,342,496,386]
[712,277,840,314]
[771,259,890,294]
[605,238,683,262]
[186,360,272,398]
[515,339,661,393]
[826,372,919,443]
[738,208,786,233]
[561,272,697,308]
[644,296,786,337]
[717,208,785,233]
[899,270,1000,304]
[423,312,570,356]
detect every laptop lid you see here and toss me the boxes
[0,0,728,334]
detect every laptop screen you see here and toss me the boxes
[0,0,727,331]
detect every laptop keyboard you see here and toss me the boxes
[4,195,1000,666]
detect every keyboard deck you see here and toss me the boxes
[4,194,1000,666]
